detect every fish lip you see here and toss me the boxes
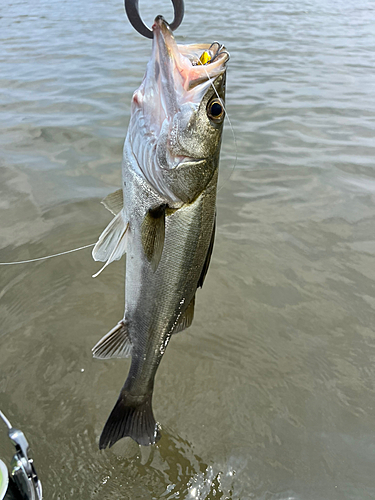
[151,16,179,119]
[152,15,173,37]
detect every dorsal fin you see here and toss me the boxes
[101,189,123,216]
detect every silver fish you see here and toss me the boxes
[92,16,228,448]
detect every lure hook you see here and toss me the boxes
[124,0,184,39]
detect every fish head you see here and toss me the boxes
[129,16,229,203]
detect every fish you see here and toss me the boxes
[92,15,229,449]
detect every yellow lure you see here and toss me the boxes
[198,51,211,65]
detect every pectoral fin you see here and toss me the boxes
[101,189,123,216]
[92,210,129,277]
[172,295,195,334]
[141,204,167,272]
[92,320,132,359]
[197,215,216,288]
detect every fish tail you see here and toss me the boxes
[99,390,160,449]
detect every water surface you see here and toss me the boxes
[1,0,375,498]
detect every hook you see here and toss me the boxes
[125,0,185,39]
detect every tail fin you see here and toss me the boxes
[99,391,160,449]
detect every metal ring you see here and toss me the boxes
[125,0,184,39]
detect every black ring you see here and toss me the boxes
[125,0,184,39]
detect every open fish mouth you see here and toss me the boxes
[128,16,228,198]
[150,16,229,115]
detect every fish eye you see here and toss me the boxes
[207,99,224,121]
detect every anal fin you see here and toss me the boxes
[92,320,132,359]
[172,295,195,334]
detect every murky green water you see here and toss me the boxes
[1,0,375,498]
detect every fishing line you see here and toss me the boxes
[201,60,238,194]
[0,243,95,266]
